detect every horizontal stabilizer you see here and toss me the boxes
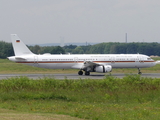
[15,56,26,60]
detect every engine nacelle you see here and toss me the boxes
[95,65,112,73]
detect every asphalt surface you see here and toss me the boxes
[0,73,160,80]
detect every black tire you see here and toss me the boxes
[138,72,142,75]
[85,71,90,76]
[78,71,83,75]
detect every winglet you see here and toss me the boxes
[11,34,34,56]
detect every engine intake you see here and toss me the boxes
[95,65,112,73]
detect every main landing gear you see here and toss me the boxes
[78,70,90,76]
[78,70,83,75]
[85,71,90,75]
[138,68,142,75]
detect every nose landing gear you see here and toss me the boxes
[138,68,142,75]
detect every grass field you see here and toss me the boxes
[0,59,77,74]
[0,59,160,120]
[0,75,160,120]
[0,109,83,120]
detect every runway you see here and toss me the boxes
[0,73,160,80]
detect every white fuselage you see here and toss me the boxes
[8,54,156,69]
[8,34,158,75]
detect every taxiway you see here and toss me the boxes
[0,73,160,80]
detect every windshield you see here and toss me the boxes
[147,57,152,60]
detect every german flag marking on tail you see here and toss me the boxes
[16,40,20,43]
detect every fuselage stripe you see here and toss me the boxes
[16,61,155,64]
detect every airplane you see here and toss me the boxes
[8,34,159,75]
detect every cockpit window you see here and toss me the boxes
[147,58,152,60]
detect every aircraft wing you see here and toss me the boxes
[82,61,101,69]
[71,61,101,69]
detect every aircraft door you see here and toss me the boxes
[140,57,144,63]
[138,56,144,63]
[74,57,78,63]
[135,56,139,63]
[34,56,39,67]
[111,57,115,63]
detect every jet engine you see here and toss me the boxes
[94,65,112,73]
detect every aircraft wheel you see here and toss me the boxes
[78,71,83,75]
[138,68,142,75]
[138,72,142,75]
[85,71,90,76]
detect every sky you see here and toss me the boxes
[0,0,160,44]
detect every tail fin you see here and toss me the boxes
[11,34,34,56]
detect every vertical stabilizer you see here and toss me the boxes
[11,34,34,56]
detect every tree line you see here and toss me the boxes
[0,41,160,59]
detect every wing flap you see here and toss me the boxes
[71,61,102,70]
[82,61,100,69]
